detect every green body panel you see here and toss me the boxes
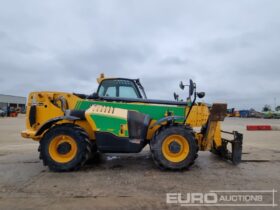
[75,100,186,120]
[90,114,128,137]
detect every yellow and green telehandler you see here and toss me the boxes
[21,74,243,172]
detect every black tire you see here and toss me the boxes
[85,141,102,165]
[150,126,198,170]
[39,124,91,172]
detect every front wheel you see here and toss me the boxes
[150,126,198,170]
[39,124,92,172]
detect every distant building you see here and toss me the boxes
[0,94,26,111]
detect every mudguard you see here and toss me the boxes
[150,115,185,128]
[35,115,80,136]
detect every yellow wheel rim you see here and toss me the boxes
[162,134,189,163]
[48,135,78,163]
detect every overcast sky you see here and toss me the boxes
[0,1,279,110]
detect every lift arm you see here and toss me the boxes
[201,103,227,150]
[200,103,243,164]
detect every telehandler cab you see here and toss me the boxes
[22,74,243,172]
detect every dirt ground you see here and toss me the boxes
[0,115,279,210]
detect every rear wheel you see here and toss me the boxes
[40,124,91,172]
[150,126,198,170]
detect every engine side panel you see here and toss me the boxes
[85,105,129,137]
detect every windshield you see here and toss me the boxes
[98,79,141,99]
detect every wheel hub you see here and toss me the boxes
[57,142,72,155]
[162,134,190,163]
[169,141,181,153]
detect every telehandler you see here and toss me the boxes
[21,74,243,172]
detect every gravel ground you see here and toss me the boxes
[0,115,279,210]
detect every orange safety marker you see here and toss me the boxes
[246,125,272,131]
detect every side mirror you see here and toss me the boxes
[189,79,195,96]
[197,92,205,98]
[179,81,184,90]
[173,92,179,101]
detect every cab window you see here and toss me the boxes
[98,79,141,99]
